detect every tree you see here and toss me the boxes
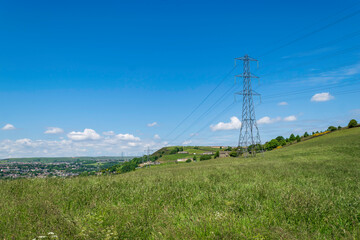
[289,134,296,142]
[348,119,358,128]
[229,151,238,157]
[214,151,220,158]
[279,140,286,146]
[264,139,279,151]
[275,136,285,142]
[193,155,197,161]
[327,126,337,132]
[303,132,309,137]
[338,126,342,130]
[296,135,301,142]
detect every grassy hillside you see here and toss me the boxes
[154,146,226,162]
[1,128,360,239]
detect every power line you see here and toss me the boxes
[163,65,237,140]
[166,84,236,146]
[259,7,360,57]
[258,1,360,55]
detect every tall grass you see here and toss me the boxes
[1,128,360,239]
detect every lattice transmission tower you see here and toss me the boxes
[235,54,262,156]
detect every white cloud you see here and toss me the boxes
[0,132,164,158]
[67,129,101,141]
[153,134,161,140]
[44,127,64,134]
[283,115,297,122]
[278,101,288,106]
[210,116,242,131]
[147,122,157,127]
[182,140,192,145]
[116,133,140,141]
[311,92,334,102]
[103,131,115,136]
[257,116,281,125]
[2,124,15,131]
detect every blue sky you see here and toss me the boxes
[1,0,360,157]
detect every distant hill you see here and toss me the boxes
[0,156,135,163]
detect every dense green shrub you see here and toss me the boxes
[327,126,337,132]
[229,151,238,157]
[348,119,358,128]
[289,134,296,142]
[200,155,212,161]
[185,159,192,163]
[265,139,279,151]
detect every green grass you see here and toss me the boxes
[1,128,360,239]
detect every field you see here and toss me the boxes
[1,128,360,239]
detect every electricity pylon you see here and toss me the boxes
[235,54,262,156]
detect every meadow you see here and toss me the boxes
[1,128,359,239]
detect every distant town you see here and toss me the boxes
[0,157,133,179]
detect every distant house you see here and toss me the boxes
[176,158,191,163]
[202,152,213,155]
[178,151,189,154]
[211,146,223,149]
[219,151,231,158]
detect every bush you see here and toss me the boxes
[185,159,192,163]
[338,126,342,130]
[229,151,238,157]
[276,136,285,142]
[264,139,279,151]
[296,135,301,142]
[289,134,296,142]
[214,151,219,158]
[348,119,358,128]
[303,132,309,137]
[193,155,197,161]
[327,126,337,132]
[200,155,212,161]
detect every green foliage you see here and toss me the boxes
[200,155,212,161]
[338,126,342,130]
[225,146,232,151]
[289,134,296,142]
[348,119,358,128]
[264,139,279,151]
[279,140,286,146]
[275,136,285,142]
[303,132,309,137]
[229,151,238,157]
[296,135,301,142]
[327,126,337,132]
[214,151,220,158]
[193,155,197,161]
[185,159,192,163]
